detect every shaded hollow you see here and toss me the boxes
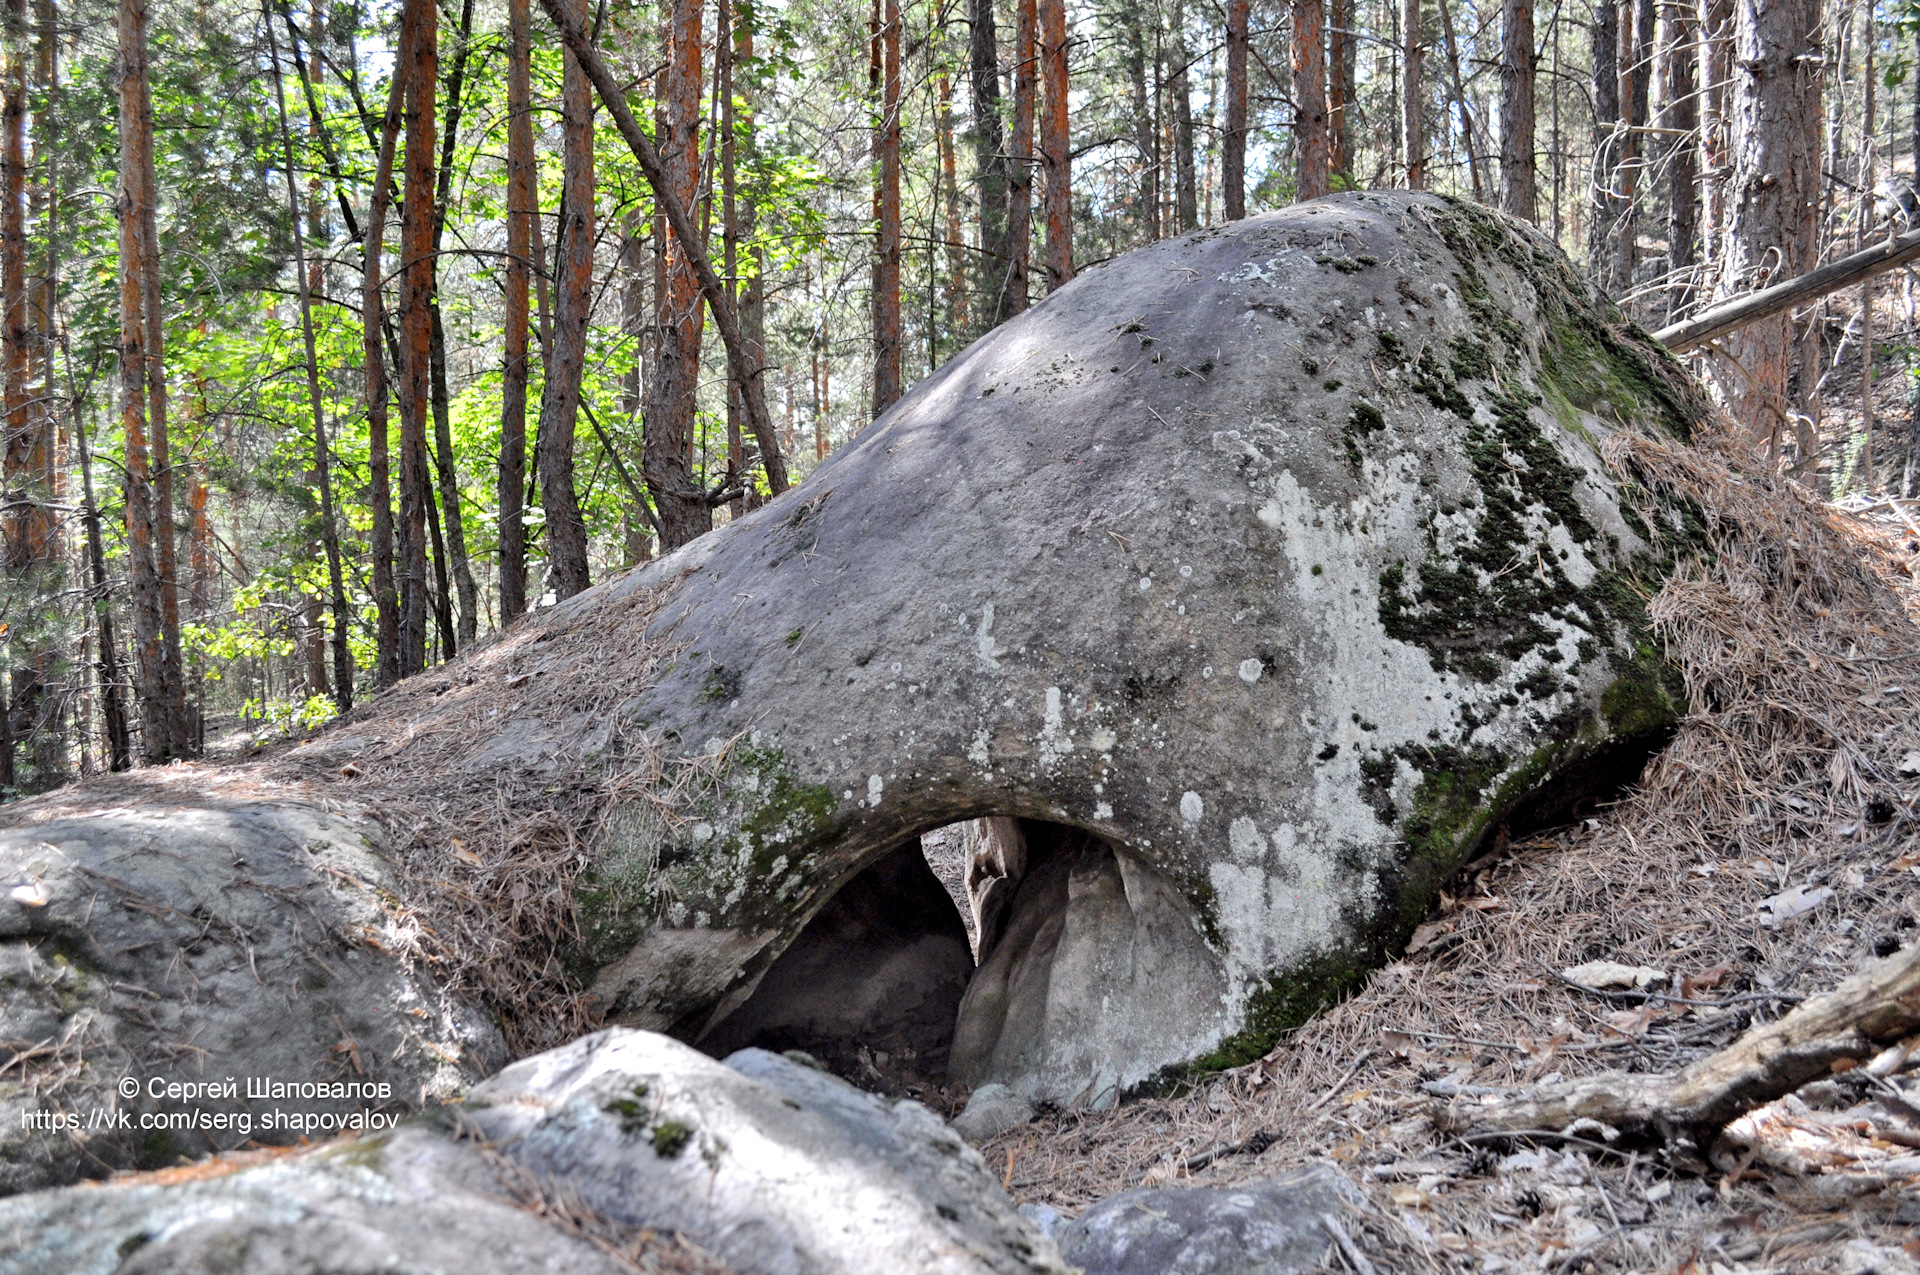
[697,840,975,1076]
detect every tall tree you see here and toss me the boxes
[1038,0,1070,286]
[1170,0,1198,228]
[267,7,352,711]
[1329,0,1354,181]
[1499,0,1535,220]
[362,35,403,685]
[872,0,902,413]
[1005,0,1034,313]
[536,0,593,595]
[1659,0,1698,317]
[969,0,1011,324]
[1124,7,1157,239]
[1293,0,1330,200]
[1589,0,1623,292]
[1224,0,1249,217]
[1700,0,1732,271]
[1616,0,1655,296]
[429,0,479,643]
[396,0,436,672]
[1401,0,1424,188]
[1709,0,1823,464]
[644,0,710,550]
[116,0,187,760]
[498,0,532,621]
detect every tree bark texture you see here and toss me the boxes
[1171,0,1198,227]
[1589,0,1623,293]
[1660,0,1699,319]
[1006,0,1034,315]
[362,38,402,686]
[969,0,1010,327]
[430,0,478,645]
[1401,0,1424,188]
[536,0,594,597]
[1499,0,1535,220]
[1329,0,1352,182]
[1037,0,1070,288]
[1710,0,1824,454]
[1292,0,1329,201]
[642,0,710,552]
[498,0,532,622]
[396,0,435,673]
[872,0,902,414]
[1223,0,1249,218]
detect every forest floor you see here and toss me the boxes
[979,424,1920,1273]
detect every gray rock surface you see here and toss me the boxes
[0,780,504,1194]
[467,1028,1066,1274]
[1058,1167,1366,1274]
[0,1026,1067,1275]
[954,1082,1035,1141]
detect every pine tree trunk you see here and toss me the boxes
[1329,0,1352,181]
[1434,0,1483,201]
[1709,0,1822,459]
[1038,0,1071,287]
[1616,0,1654,299]
[1499,0,1535,220]
[1402,0,1424,188]
[968,0,1010,327]
[1700,0,1731,271]
[1293,0,1330,200]
[396,0,436,673]
[1589,0,1622,291]
[116,0,179,761]
[937,63,967,338]
[1125,11,1157,240]
[1660,0,1698,319]
[267,12,353,712]
[363,52,402,685]
[536,0,594,596]
[1170,0,1198,228]
[872,0,902,414]
[498,0,532,622]
[644,0,710,551]
[1005,0,1034,314]
[1224,0,1249,217]
[426,0,477,644]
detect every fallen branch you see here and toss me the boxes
[1434,940,1920,1144]
[1656,226,1920,354]
[533,0,789,496]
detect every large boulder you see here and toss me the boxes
[372,190,1696,1105]
[0,777,504,1195]
[0,1027,1068,1275]
[2,191,1712,1154]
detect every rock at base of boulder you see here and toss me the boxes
[954,1082,1035,1142]
[1057,1167,1367,1275]
[0,1027,1068,1275]
[698,840,975,1077]
[949,824,1229,1108]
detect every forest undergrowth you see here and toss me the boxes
[985,420,1920,1272]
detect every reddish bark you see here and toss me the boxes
[871,0,902,413]
[1038,0,1071,288]
[1224,0,1249,218]
[499,0,532,620]
[1293,0,1329,201]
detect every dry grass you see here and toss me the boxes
[270,577,719,1055]
[986,423,1920,1270]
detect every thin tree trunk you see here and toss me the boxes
[1171,0,1198,227]
[426,0,477,645]
[1700,0,1731,271]
[74,408,131,770]
[1709,0,1823,463]
[267,8,353,711]
[536,0,594,596]
[1125,10,1157,240]
[1861,10,1876,492]
[1660,0,1698,318]
[1433,0,1482,201]
[499,0,532,621]
[642,0,709,551]
[396,0,436,673]
[1005,0,1034,313]
[1402,0,1424,188]
[116,0,181,761]
[1329,0,1352,182]
[1589,0,1622,291]
[872,0,903,413]
[363,44,402,685]
[720,0,746,512]
[1038,0,1071,286]
[969,0,1009,327]
[937,62,967,337]
[1616,0,1654,300]
[1293,0,1330,200]
[1500,0,1535,220]
[1224,0,1247,217]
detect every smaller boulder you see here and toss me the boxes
[1058,1167,1367,1275]
[954,1082,1035,1142]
